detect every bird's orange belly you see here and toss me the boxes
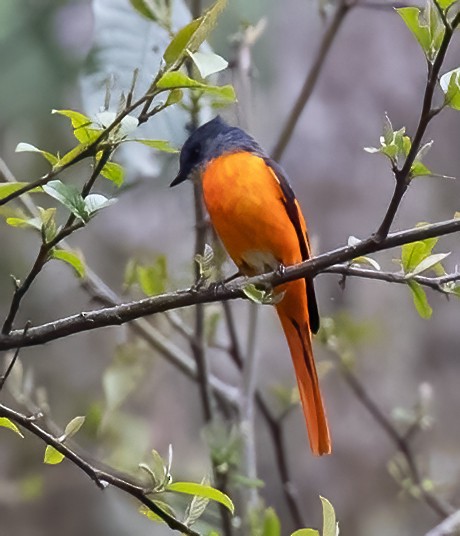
[201,152,302,274]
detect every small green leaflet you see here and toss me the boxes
[100,161,124,187]
[51,249,86,278]
[242,284,268,304]
[157,72,236,102]
[131,139,179,153]
[52,109,100,145]
[262,507,281,536]
[396,6,444,62]
[0,183,38,201]
[320,496,338,536]
[166,481,234,514]
[291,530,319,536]
[43,180,116,222]
[15,142,58,166]
[44,445,65,465]
[43,180,87,221]
[408,280,432,319]
[163,0,227,68]
[138,500,177,524]
[136,256,168,296]
[63,416,85,439]
[401,237,438,274]
[440,68,460,110]
[188,51,228,78]
[130,0,171,27]
[0,417,24,438]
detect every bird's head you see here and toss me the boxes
[170,116,262,187]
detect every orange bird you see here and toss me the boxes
[171,116,331,455]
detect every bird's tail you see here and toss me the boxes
[275,280,331,455]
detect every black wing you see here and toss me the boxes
[265,158,320,334]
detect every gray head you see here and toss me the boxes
[170,116,264,186]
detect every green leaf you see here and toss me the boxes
[57,143,89,167]
[437,0,458,7]
[100,161,124,187]
[262,507,281,536]
[51,249,86,278]
[195,243,215,280]
[44,445,65,465]
[52,109,100,145]
[136,256,168,296]
[184,491,210,527]
[139,501,176,523]
[440,68,460,110]
[401,238,438,274]
[408,280,432,319]
[15,142,58,166]
[163,0,227,68]
[167,482,234,514]
[351,256,381,270]
[64,415,85,439]
[291,530,319,536]
[165,89,183,106]
[6,216,42,231]
[410,160,432,178]
[397,7,432,56]
[42,180,88,221]
[320,496,338,536]
[52,109,92,130]
[163,19,201,67]
[0,417,24,438]
[84,193,117,216]
[129,0,157,21]
[407,252,450,277]
[0,183,41,200]
[157,72,236,102]
[188,51,228,78]
[242,284,268,304]
[132,139,179,153]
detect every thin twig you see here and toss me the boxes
[339,362,454,518]
[375,12,460,240]
[323,264,460,293]
[271,0,352,161]
[0,402,200,536]
[0,322,30,390]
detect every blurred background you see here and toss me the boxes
[1,0,460,534]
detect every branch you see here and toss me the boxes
[339,363,454,518]
[0,402,200,536]
[1,216,460,351]
[375,12,460,240]
[425,510,460,536]
[271,0,352,161]
[323,264,460,293]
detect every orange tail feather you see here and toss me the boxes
[276,281,331,455]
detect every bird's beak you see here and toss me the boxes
[170,170,187,187]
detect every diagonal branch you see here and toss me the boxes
[1,216,460,351]
[0,402,200,536]
[375,11,460,241]
[271,0,352,161]
[338,362,454,518]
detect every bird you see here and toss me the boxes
[171,116,331,455]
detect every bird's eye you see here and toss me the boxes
[191,143,201,157]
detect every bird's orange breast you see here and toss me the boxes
[201,151,304,274]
